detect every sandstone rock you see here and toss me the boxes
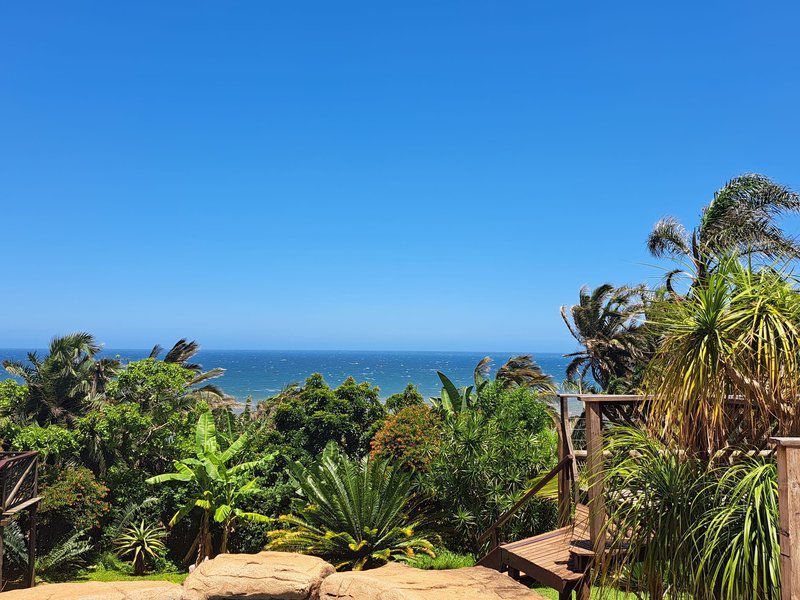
[319,563,547,600]
[1,580,183,600]
[182,551,335,600]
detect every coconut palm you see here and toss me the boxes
[647,174,800,290]
[268,442,435,570]
[560,284,644,390]
[495,355,555,391]
[3,332,104,424]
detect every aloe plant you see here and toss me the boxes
[146,411,273,563]
[114,520,167,575]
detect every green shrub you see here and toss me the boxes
[271,374,386,458]
[384,384,424,414]
[418,386,558,554]
[40,466,110,539]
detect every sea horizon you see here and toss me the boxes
[0,348,573,402]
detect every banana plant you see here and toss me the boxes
[430,357,491,415]
[146,411,274,563]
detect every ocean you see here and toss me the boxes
[0,349,571,402]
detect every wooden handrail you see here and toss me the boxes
[477,454,574,547]
[0,452,37,471]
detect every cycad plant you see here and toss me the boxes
[114,520,167,575]
[146,411,272,564]
[267,443,435,570]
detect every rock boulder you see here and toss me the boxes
[1,581,183,600]
[319,563,547,600]
[182,551,335,600]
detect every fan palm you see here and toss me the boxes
[268,443,435,570]
[560,284,644,390]
[647,174,800,290]
[3,332,104,424]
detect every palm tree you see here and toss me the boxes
[149,338,230,408]
[146,411,271,564]
[495,355,555,391]
[647,174,800,290]
[560,284,643,390]
[3,332,105,424]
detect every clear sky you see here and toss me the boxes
[1,2,799,352]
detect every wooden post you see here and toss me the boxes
[557,395,571,526]
[773,437,800,600]
[586,401,605,554]
[26,504,37,588]
[0,523,5,592]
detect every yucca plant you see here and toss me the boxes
[267,442,435,570]
[599,429,781,600]
[114,520,167,575]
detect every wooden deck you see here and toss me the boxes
[479,504,592,600]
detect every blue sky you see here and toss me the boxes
[1,2,799,352]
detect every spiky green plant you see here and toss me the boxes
[267,443,435,570]
[689,458,780,600]
[599,429,781,600]
[114,520,167,575]
[599,427,708,598]
[645,257,800,455]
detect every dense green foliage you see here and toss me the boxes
[1,173,792,593]
[421,382,557,553]
[0,339,560,583]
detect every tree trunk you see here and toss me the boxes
[133,554,145,576]
[219,520,231,555]
[196,510,213,565]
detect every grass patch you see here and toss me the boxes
[531,586,638,599]
[407,549,475,570]
[75,567,187,584]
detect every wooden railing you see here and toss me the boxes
[0,452,39,515]
[0,451,40,591]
